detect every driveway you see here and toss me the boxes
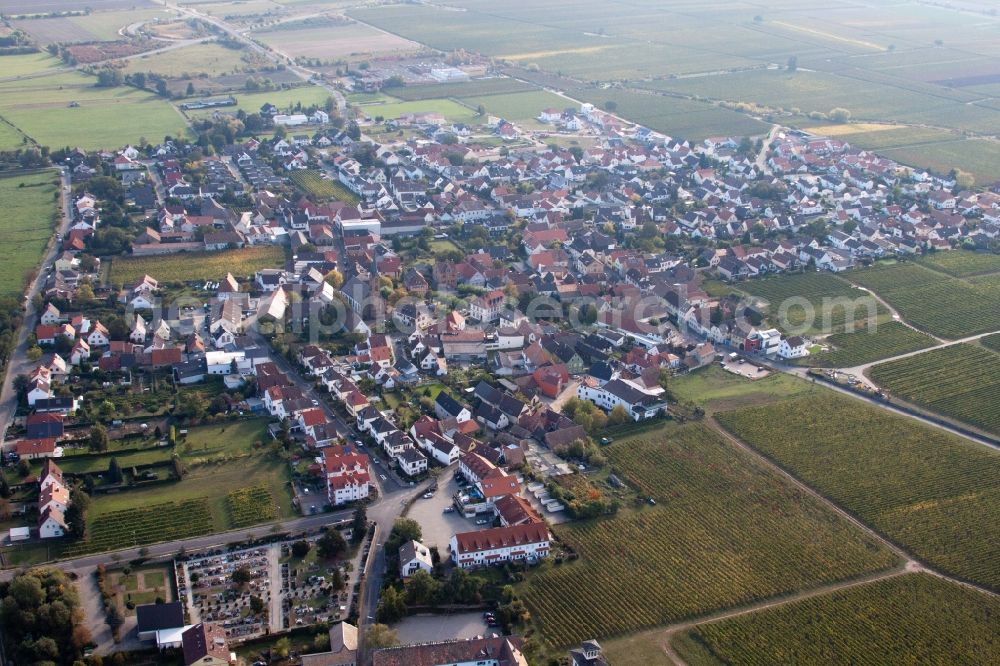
[404,472,483,552]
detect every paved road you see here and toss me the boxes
[0,167,71,450]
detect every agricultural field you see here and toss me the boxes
[460,90,570,124]
[803,123,959,150]
[847,262,1000,338]
[868,343,1000,436]
[716,392,1000,590]
[0,171,59,296]
[253,18,418,59]
[806,321,938,368]
[0,71,186,150]
[674,575,1000,666]
[981,333,1000,353]
[520,421,897,648]
[389,78,538,101]
[0,120,27,150]
[737,272,885,334]
[227,485,277,527]
[881,139,1000,186]
[569,87,770,142]
[917,250,1000,278]
[109,245,285,286]
[288,169,359,204]
[0,52,61,76]
[63,498,214,556]
[123,42,253,78]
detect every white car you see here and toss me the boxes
[379,474,387,481]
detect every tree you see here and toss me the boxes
[325,269,344,289]
[89,424,108,452]
[603,100,618,112]
[26,345,42,361]
[231,565,252,587]
[375,586,408,623]
[351,505,367,543]
[404,570,440,606]
[108,457,123,484]
[105,604,124,634]
[828,107,851,123]
[155,79,169,97]
[249,595,265,615]
[186,82,195,96]
[317,527,347,559]
[65,489,90,538]
[607,404,631,426]
[0,469,10,498]
[291,540,311,558]
[273,637,290,658]
[364,624,399,650]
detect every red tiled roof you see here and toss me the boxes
[453,523,550,555]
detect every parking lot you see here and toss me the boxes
[405,471,489,552]
[393,612,495,645]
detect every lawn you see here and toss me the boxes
[288,169,360,205]
[846,262,1000,338]
[124,42,251,78]
[0,71,186,150]
[0,171,59,297]
[675,575,1000,666]
[805,321,938,368]
[737,272,886,335]
[520,421,897,648]
[716,391,1000,590]
[868,343,1000,436]
[30,446,173,476]
[460,90,570,123]
[109,245,285,286]
[177,418,271,461]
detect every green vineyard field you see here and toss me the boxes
[807,321,937,367]
[869,343,1000,436]
[717,393,1000,590]
[520,422,896,648]
[675,574,1000,665]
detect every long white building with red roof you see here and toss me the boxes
[450,523,551,569]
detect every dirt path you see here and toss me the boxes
[268,543,283,632]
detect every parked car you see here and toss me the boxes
[422,492,434,499]
[475,519,489,525]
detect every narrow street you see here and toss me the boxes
[0,167,72,449]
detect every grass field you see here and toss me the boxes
[178,418,270,462]
[0,52,61,76]
[460,90,570,123]
[389,78,537,101]
[868,343,1000,436]
[356,97,479,124]
[0,71,186,150]
[109,245,285,286]
[717,392,1000,590]
[520,421,897,648]
[124,42,251,78]
[674,575,1000,666]
[846,262,1000,338]
[0,171,59,297]
[669,365,813,414]
[180,85,332,117]
[287,169,360,204]
[806,321,938,368]
[737,272,885,334]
